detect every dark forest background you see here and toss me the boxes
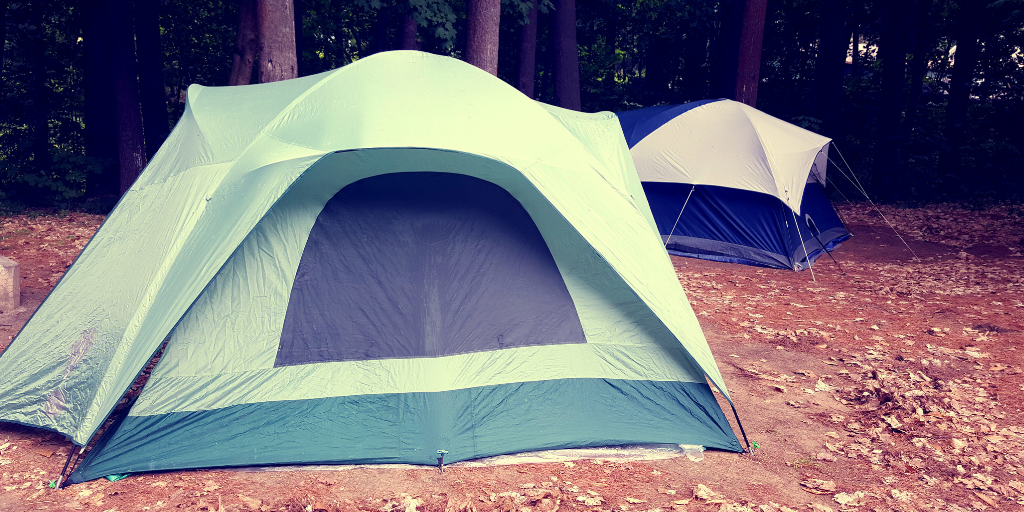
[1,0,1023,212]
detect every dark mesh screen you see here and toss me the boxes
[275,172,586,366]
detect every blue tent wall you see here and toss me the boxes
[642,181,849,270]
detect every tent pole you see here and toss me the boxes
[664,184,696,250]
[791,209,816,282]
[57,445,85,489]
[727,400,753,454]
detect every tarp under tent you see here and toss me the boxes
[616,99,850,271]
[0,51,743,484]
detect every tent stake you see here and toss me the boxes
[664,185,696,250]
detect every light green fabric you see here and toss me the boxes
[0,51,729,446]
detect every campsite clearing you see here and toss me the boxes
[1,202,1023,511]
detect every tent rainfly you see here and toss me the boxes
[0,51,743,484]
[616,99,850,271]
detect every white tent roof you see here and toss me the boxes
[629,99,831,213]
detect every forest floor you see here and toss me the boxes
[0,202,1023,512]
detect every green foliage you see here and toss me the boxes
[1,0,1022,207]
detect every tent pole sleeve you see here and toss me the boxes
[791,208,816,281]
[664,184,696,249]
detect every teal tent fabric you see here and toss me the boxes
[0,51,742,482]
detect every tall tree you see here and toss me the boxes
[230,0,258,85]
[0,0,8,84]
[257,0,298,83]
[111,0,147,194]
[517,0,538,98]
[714,0,767,106]
[734,0,767,106]
[552,0,579,110]
[294,0,303,75]
[400,12,420,50]
[809,0,848,138]
[135,0,168,159]
[939,0,984,187]
[901,0,932,144]
[871,1,910,199]
[83,0,119,196]
[371,4,389,54]
[467,0,501,74]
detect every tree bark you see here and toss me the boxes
[371,4,389,54]
[552,0,580,110]
[734,0,767,107]
[293,0,302,75]
[229,0,257,85]
[256,0,297,83]
[850,25,860,79]
[0,0,8,84]
[939,0,983,185]
[517,0,538,98]
[810,0,848,138]
[134,0,167,159]
[400,12,420,50]
[83,0,119,196]
[466,0,501,75]
[901,0,931,144]
[713,0,743,99]
[111,0,146,194]
[871,1,909,199]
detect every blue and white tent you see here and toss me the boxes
[617,99,850,271]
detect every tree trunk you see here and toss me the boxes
[939,0,983,186]
[83,0,119,196]
[517,0,538,98]
[256,0,297,83]
[871,1,909,199]
[734,0,767,106]
[400,12,420,50]
[552,0,580,110]
[850,25,860,79]
[372,3,387,54]
[229,0,257,85]
[645,34,674,104]
[134,0,167,159]
[810,0,848,138]
[293,0,302,75]
[0,0,8,84]
[681,30,710,102]
[466,0,501,75]
[713,0,743,99]
[901,0,930,145]
[111,0,146,194]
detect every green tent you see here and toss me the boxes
[0,51,742,483]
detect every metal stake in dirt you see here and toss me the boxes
[436,449,448,473]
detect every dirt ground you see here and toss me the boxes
[0,203,1022,512]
